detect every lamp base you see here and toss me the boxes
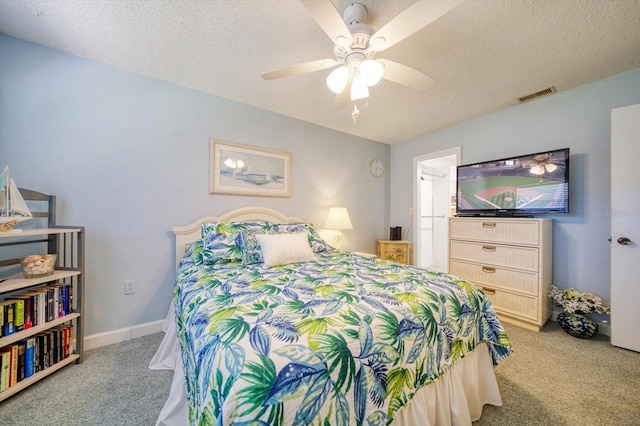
[319,229,343,249]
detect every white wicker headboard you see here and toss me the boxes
[172,206,305,268]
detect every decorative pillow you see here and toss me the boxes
[201,220,270,263]
[239,228,273,266]
[269,222,331,253]
[256,232,317,268]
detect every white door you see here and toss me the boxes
[610,103,640,352]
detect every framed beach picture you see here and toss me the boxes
[210,139,291,197]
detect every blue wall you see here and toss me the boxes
[0,35,390,336]
[390,68,640,302]
[2,30,639,338]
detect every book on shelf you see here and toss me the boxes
[1,300,15,337]
[24,337,35,378]
[11,299,25,333]
[16,340,25,382]
[0,324,74,392]
[0,347,10,392]
[0,284,72,339]
[28,289,47,326]
[10,295,34,329]
[34,332,48,372]
[9,344,18,387]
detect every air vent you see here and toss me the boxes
[518,86,557,103]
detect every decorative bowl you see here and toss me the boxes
[21,254,56,278]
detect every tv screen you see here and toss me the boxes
[456,148,570,216]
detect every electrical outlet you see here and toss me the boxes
[124,280,136,295]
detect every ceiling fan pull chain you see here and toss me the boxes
[352,105,360,124]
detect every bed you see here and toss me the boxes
[150,206,512,425]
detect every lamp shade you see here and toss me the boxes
[324,207,353,230]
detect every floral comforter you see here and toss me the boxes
[174,242,512,425]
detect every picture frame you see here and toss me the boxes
[210,139,291,198]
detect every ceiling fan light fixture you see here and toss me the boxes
[351,74,369,100]
[360,59,383,86]
[545,163,558,173]
[327,66,349,93]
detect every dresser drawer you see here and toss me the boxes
[479,286,539,321]
[450,219,541,245]
[450,241,539,272]
[449,260,538,295]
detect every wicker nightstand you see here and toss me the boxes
[377,240,410,264]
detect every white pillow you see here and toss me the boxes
[256,232,317,268]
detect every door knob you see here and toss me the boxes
[617,237,632,245]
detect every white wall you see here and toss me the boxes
[0,35,390,336]
[391,67,640,307]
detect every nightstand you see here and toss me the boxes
[377,240,410,264]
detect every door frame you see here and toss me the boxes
[412,146,461,267]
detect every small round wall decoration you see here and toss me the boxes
[369,159,384,177]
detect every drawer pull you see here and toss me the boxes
[482,266,496,273]
[482,287,496,295]
[482,245,496,252]
[482,222,496,228]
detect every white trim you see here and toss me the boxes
[84,319,165,350]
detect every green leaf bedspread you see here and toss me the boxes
[174,242,512,425]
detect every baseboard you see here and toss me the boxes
[551,311,610,336]
[84,319,165,350]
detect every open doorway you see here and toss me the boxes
[413,147,460,271]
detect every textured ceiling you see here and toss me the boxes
[1,0,639,144]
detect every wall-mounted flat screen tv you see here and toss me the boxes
[456,147,570,216]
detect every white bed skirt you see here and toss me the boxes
[150,306,503,426]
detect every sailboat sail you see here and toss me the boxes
[0,166,33,230]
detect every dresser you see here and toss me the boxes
[377,240,410,264]
[448,217,553,331]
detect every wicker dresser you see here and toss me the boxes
[448,217,553,331]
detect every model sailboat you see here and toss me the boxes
[0,166,32,231]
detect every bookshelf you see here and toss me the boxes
[0,189,84,401]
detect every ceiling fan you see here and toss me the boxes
[261,0,462,111]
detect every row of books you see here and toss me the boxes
[0,324,74,392]
[0,283,73,337]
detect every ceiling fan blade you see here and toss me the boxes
[378,59,435,90]
[300,0,353,47]
[261,59,339,80]
[370,0,462,52]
